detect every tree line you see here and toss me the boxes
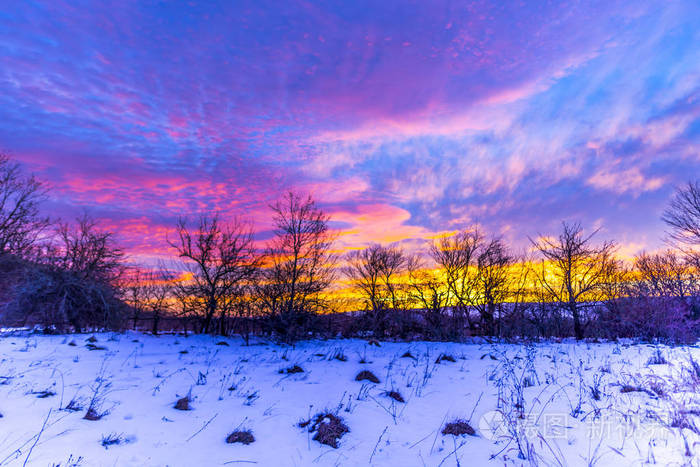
[0,154,699,343]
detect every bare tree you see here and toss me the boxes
[54,214,125,282]
[0,155,50,257]
[7,214,127,331]
[123,268,147,330]
[472,238,513,336]
[344,244,410,337]
[142,269,173,335]
[430,229,482,331]
[257,192,336,342]
[406,256,451,339]
[633,250,699,300]
[499,255,536,338]
[169,214,258,335]
[530,222,617,340]
[663,181,700,246]
[124,267,173,334]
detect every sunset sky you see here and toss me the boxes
[1,1,699,265]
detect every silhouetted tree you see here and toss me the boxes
[473,238,513,335]
[430,229,482,331]
[257,192,336,342]
[7,215,127,331]
[663,180,700,247]
[407,256,451,339]
[531,222,617,340]
[633,250,699,301]
[124,267,173,334]
[124,268,147,330]
[169,214,258,335]
[0,154,50,258]
[344,244,410,337]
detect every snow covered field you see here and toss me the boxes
[0,333,699,466]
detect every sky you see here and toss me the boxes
[1,0,699,265]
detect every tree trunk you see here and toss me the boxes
[570,301,583,340]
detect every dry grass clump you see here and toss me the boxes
[64,397,83,412]
[226,429,255,445]
[442,419,476,436]
[85,343,107,351]
[619,384,656,397]
[647,348,668,365]
[100,433,125,448]
[174,394,192,411]
[435,354,456,363]
[330,349,348,362]
[368,339,381,347]
[32,389,56,399]
[299,413,349,448]
[355,370,380,383]
[83,407,106,421]
[385,390,405,403]
[279,364,304,374]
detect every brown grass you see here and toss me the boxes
[299,413,349,449]
[174,396,191,411]
[85,343,107,351]
[442,420,475,436]
[226,429,255,445]
[355,370,380,384]
[279,365,304,374]
[435,354,456,363]
[83,407,104,421]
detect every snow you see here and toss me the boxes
[0,332,699,466]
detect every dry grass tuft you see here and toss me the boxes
[435,354,456,363]
[100,433,124,448]
[442,419,476,436]
[299,413,349,449]
[226,429,255,445]
[83,407,105,421]
[85,343,107,351]
[279,365,304,374]
[385,390,405,403]
[355,370,380,384]
[174,395,191,411]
